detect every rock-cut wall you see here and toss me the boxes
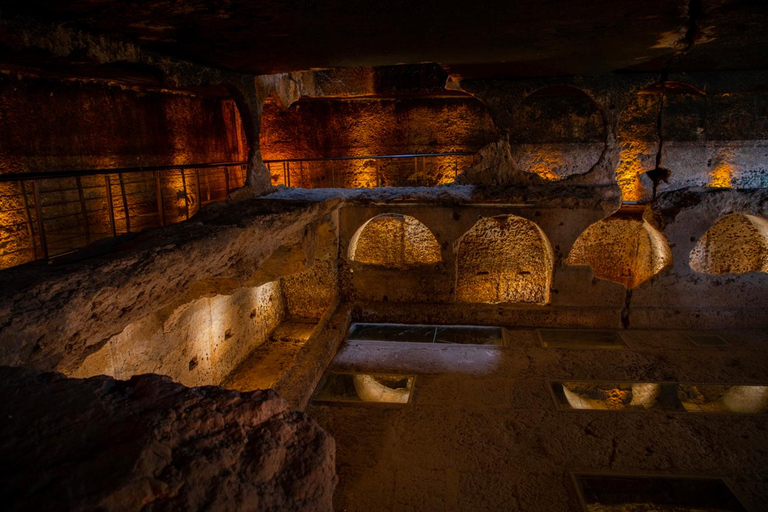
[0,366,337,512]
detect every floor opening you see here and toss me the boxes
[574,474,747,512]
[347,322,504,345]
[312,372,416,404]
[538,329,625,349]
[687,334,730,347]
[552,381,768,414]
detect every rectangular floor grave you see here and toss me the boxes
[311,372,415,405]
[347,323,503,345]
[538,329,625,349]
[551,381,768,414]
[574,474,747,512]
[687,334,730,347]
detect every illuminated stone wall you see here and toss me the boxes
[0,74,247,269]
[260,96,498,187]
[455,215,554,304]
[566,213,673,289]
[71,281,285,387]
[0,74,245,174]
[690,214,768,275]
[618,90,768,202]
[508,86,606,181]
[348,213,442,269]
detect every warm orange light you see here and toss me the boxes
[616,141,655,202]
[708,152,735,188]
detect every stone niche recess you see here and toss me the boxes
[348,213,442,269]
[508,85,606,180]
[690,214,768,275]
[72,281,285,387]
[566,213,673,289]
[455,215,554,304]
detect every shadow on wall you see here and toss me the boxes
[455,215,554,304]
[509,85,606,181]
[566,212,673,289]
[617,82,768,202]
[348,213,442,269]
[690,214,768,275]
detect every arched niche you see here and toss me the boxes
[455,215,553,304]
[348,213,442,269]
[689,214,768,275]
[509,85,605,181]
[566,213,672,289]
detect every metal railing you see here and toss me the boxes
[0,161,247,269]
[264,152,478,189]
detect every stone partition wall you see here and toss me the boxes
[459,71,768,195]
[337,187,768,329]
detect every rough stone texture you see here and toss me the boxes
[311,328,768,511]
[349,213,442,269]
[690,213,768,274]
[0,198,339,373]
[566,211,673,289]
[508,86,606,180]
[455,215,554,304]
[71,281,285,387]
[0,366,336,512]
[281,213,340,321]
[8,0,768,78]
[618,89,768,201]
[225,306,352,410]
[460,71,768,192]
[261,96,498,160]
[0,16,274,195]
[0,74,245,175]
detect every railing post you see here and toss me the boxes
[195,168,202,215]
[105,175,117,237]
[299,160,305,188]
[118,172,130,233]
[331,160,335,188]
[75,176,91,245]
[154,171,165,226]
[180,168,190,220]
[31,180,49,261]
[224,167,230,196]
[19,180,38,259]
[455,156,459,180]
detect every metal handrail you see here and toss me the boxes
[263,151,474,164]
[0,161,248,269]
[0,160,248,182]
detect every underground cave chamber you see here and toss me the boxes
[1,4,768,512]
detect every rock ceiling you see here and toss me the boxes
[1,0,767,77]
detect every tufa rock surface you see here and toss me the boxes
[0,366,336,512]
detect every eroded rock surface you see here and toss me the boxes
[0,366,336,512]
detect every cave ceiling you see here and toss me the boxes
[0,0,767,78]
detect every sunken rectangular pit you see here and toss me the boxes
[551,381,768,414]
[347,323,504,346]
[538,329,625,350]
[573,474,747,512]
[311,372,416,405]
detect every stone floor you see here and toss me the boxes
[223,320,318,392]
[306,328,768,511]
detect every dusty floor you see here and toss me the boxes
[307,327,768,511]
